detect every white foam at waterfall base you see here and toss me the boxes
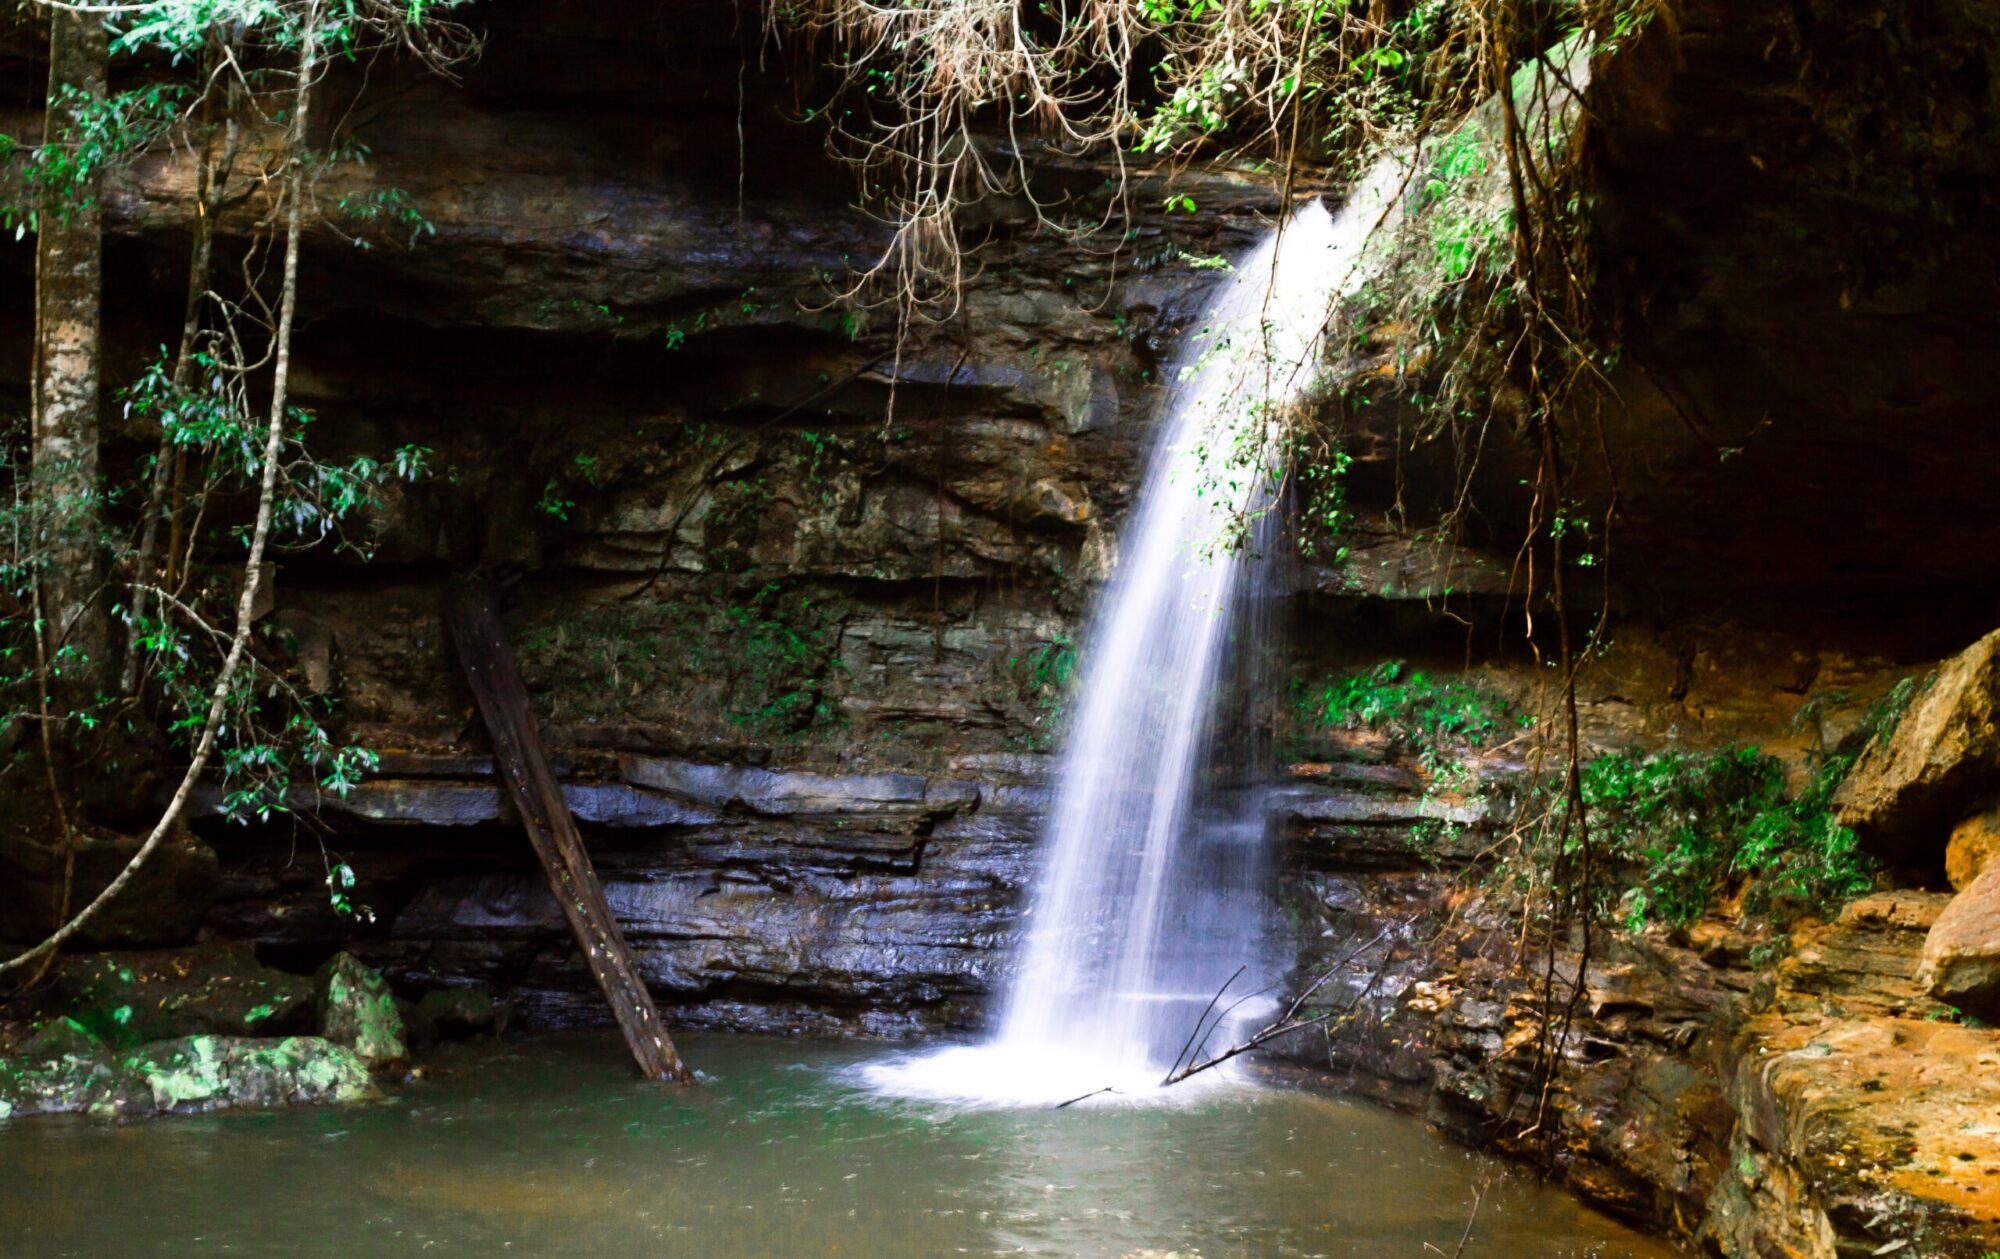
[865,170,1404,1110]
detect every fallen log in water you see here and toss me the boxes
[443,576,692,1083]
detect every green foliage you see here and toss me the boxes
[1858,674,1924,749]
[535,481,575,522]
[1292,442,1353,561]
[121,351,430,554]
[701,478,772,573]
[1580,678,1921,933]
[796,430,839,503]
[333,183,435,250]
[1418,121,1511,284]
[1495,673,1917,936]
[531,452,604,524]
[515,585,844,738]
[109,0,472,60]
[0,83,187,236]
[722,584,843,735]
[1580,746,1872,931]
[1298,660,1523,771]
[516,602,665,722]
[1,347,427,827]
[1010,634,1076,748]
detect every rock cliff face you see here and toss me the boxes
[3,1,1999,1253]
[1285,760,2000,1257]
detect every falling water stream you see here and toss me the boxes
[872,165,1410,1106]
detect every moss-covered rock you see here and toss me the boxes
[125,1036,380,1114]
[0,1034,379,1118]
[45,943,314,1047]
[316,953,408,1072]
[19,1016,106,1065]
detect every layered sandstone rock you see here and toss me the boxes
[1836,631,2000,862]
[1919,863,2000,1020]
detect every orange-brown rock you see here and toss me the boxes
[1776,891,1953,1019]
[1919,861,2000,1020]
[1946,807,2000,891]
[1704,1012,2000,1258]
[1835,630,2000,862]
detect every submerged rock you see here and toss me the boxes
[1835,631,1999,861]
[1918,862,2000,1020]
[316,953,409,1072]
[416,986,500,1038]
[0,1034,378,1118]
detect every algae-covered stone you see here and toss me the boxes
[21,1017,107,1066]
[0,1025,121,1117]
[316,953,408,1071]
[126,1035,380,1114]
[1,1034,377,1118]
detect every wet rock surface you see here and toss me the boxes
[1707,1013,2000,1259]
[208,755,1047,1039]
[414,986,500,1039]
[0,826,219,949]
[179,721,2000,1250]
[0,2,1993,1248]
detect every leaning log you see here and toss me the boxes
[443,577,692,1082]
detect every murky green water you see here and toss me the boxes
[0,1033,1675,1258]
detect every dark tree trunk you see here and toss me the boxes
[445,577,695,1084]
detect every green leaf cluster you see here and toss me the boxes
[1298,660,1523,767]
[1581,746,1872,932]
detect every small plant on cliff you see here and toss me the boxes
[1011,634,1077,748]
[723,584,844,736]
[1296,660,1524,777]
[1582,745,1874,932]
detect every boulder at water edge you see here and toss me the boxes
[1835,629,2000,861]
[0,1033,379,1119]
[1917,860,2000,1020]
[316,953,409,1072]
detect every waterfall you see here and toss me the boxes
[868,166,1405,1105]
